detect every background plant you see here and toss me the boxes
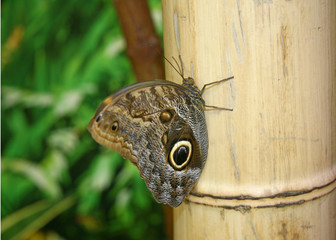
[1,0,167,239]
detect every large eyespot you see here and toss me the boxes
[169,140,192,170]
[111,121,119,132]
[96,114,102,122]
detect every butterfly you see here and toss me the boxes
[88,57,233,207]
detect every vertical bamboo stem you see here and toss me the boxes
[162,0,336,239]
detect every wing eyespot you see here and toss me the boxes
[161,132,168,145]
[96,114,102,123]
[169,140,192,170]
[159,109,175,124]
[111,121,119,132]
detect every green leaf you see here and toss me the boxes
[77,152,122,213]
[1,195,76,240]
[3,158,62,199]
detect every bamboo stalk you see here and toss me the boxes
[162,0,336,239]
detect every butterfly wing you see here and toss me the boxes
[88,80,208,207]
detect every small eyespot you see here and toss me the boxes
[161,132,168,145]
[111,121,119,132]
[169,140,192,170]
[96,114,102,122]
[159,109,175,123]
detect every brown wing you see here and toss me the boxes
[88,80,208,207]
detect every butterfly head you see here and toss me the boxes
[182,77,195,86]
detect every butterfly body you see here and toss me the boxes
[88,78,208,207]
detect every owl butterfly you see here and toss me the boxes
[88,58,233,207]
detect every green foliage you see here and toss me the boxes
[2,0,167,239]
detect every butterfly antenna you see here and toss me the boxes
[172,56,182,75]
[178,55,185,78]
[163,55,184,80]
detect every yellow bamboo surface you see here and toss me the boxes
[162,0,336,239]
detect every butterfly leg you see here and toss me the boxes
[204,105,233,111]
[201,76,234,95]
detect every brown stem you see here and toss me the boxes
[112,1,172,239]
[112,0,165,82]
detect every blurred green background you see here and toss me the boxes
[1,0,168,239]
